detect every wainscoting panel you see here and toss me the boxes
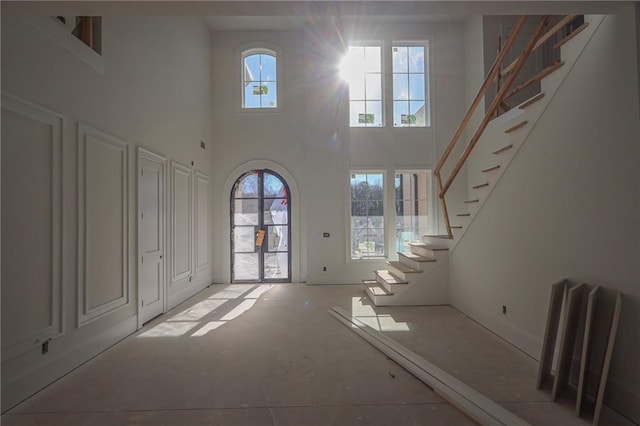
[1,94,63,360]
[170,161,192,288]
[77,123,129,326]
[195,170,210,274]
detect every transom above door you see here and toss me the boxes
[231,169,291,283]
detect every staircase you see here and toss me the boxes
[363,14,604,306]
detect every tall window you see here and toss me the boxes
[350,172,385,259]
[392,45,428,127]
[395,171,430,252]
[242,49,277,109]
[340,46,383,127]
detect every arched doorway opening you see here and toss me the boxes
[231,169,291,282]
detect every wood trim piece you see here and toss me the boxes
[330,306,531,426]
[501,15,576,77]
[519,93,545,109]
[435,16,528,177]
[576,286,599,417]
[457,213,471,217]
[552,282,585,401]
[553,22,589,50]
[505,121,529,134]
[473,183,489,189]
[593,292,622,426]
[537,280,567,389]
[464,199,480,204]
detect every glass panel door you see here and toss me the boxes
[231,170,291,282]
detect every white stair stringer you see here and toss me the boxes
[427,14,605,252]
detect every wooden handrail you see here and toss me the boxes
[500,15,575,77]
[434,15,528,179]
[503,61,564,102]
[440,15,551,198]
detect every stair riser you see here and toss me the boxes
[410,245,448,260]
[376,275,394,293]
[363,283,392,304]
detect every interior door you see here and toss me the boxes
[231,170,290,283]
[138,151,166,325]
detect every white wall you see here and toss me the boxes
[1,16,213,410]
[209,21,467,284]
[450,13,640,422]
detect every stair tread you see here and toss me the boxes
[472,182,489,189]
[482,165,501,173]
[493,144,514,155]
[375,270,408,285]
[518,92,545,109]
[464,199,480,203]
[364,281,393,296]
[457,213,471,217]
[423,234,453,240]
[399,252,437,262]
[386,260,420,273]
[505,121,528,134]
[409,242,449,251]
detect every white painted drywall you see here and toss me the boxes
[450,12,640,423]
[1,16,213,410]
[209,22,467,284]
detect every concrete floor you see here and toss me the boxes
[2,284,634,425]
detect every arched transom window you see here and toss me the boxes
[242,48,277,109]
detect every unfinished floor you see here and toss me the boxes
[2,284,634,425]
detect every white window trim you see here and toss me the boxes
[346,169,387,262]
[238,42,283,113]
[390,40,431,128]
[345,41,386,129]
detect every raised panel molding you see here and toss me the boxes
[195,170,210,274]
[1,94,63,360]
[170,161,193,288]
[77,123,129,327]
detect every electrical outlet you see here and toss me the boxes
[502,305,507,315]
[41,340,49,354]
[322,266,327,271]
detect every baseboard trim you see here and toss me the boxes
[1,315,137,412]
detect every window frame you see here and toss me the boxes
[343,42,385,128]
[239,44,283,113]
[391,41,431,128]
[393,169,435,255]
[348,170,387,261]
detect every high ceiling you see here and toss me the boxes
[1,1,628,30]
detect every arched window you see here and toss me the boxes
[242,48,277,109]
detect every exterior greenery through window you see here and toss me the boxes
[350,172,384,259]
[242,49,277,108]
[342,46,383,127]
[392,45,428,127]
[395,171,429,252]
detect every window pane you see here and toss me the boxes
[245,84,261,108]
[233,199,259,225]
[365,73,382,100]
[409,74,425,101]
[261,54,276,81]
[264,199,289,224]
[233,226,256,252]
[235,173,258,198]
[408,46,425,73]
[393,74,408,101]
[410,101,427,127]
[244,55,260,83]
[350,101,366,127]
[349,74,366,100]
[264,253,288,279]
[393,101,409,127]
[366,101,383,127]
[392,46,408,73]
[364,46,381,72]
[261,82,277,108]
[394,171,430,252]
[263,173,283,197]
[234,253,259,280]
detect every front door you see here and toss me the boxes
[231,170,291,282]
